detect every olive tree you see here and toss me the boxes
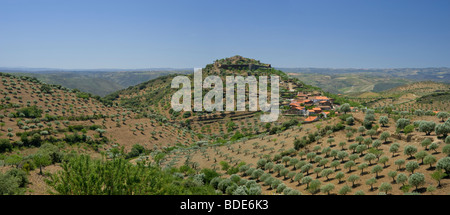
[340,103,351,114]
[372,139,381,149]
[388,171,397,183]
[33,153,51,175]
[389,143,400,157]
[406,161,420,174]
[437,111,449,122]
[301,176,313,189]
[404,145,418,159]
[264,162,274,173]
[435,122,450,138]
[429,142,439,153]
[419,121,436,136]
[431,169,447,187]
[330,160,340,171]
[367,129,377,139]
[273,164,284,176]
[293,172,304,185]
[288,172,296,182]
[308,180,321,194]
[257,159,267,169]
[371,165,383,178]
[337,151,348,162]
[396,118,410,130]
[379,116,389,127]
[344,161,356,173]
[379,156,389,167]
[364,153,376,165]
[338,185,352,195]
[276,183,287,194]
[251,169,265,181]
[379,182,392,195]
[279,168,289,180]
[423,155,437,169]
[420,138,432,151]
[366,177,377,191]
[436,157,450,175]
[320,183,335,195]
[415,151,428,164]
[282,156,291,166]
[321,168,334,181]
[395,159,406,170]
[443,144,450,156]
[347,174,360,187]
[396,173,408,186]
[300,163,313,175]
[408,173,425,191]
[380,131,390,143]
[335,171,345,183]
[358,163,369,175]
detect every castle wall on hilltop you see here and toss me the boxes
[216,63,271,70]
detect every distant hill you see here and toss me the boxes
[6,66,448,97]
[279,67,450,94]
[344,81,450,111]
[1,69,192,96]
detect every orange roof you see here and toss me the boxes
[294,106,305,110]
[319,101,328,103]
[304,99,311,103]
[305,116,318,122]
[433,111,439,113]
[315,96,329,100]
[312,107,322,111]
[323,111,330,115]
[290,102,300,107]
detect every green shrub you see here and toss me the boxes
[14,106,42,118]
[47,155,217,195]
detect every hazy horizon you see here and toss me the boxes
[1,65,450,71]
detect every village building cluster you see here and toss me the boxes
[283,91,336,123]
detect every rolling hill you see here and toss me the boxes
[2,69,192,96]
[280,67,450,94]
[344,81,450,112]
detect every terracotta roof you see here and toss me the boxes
[323,111,330,115]
[314,96,329,100]
[294,106,305,110]
[312,107,322,111]
[305,116,318,122]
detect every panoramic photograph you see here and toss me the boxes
[0,0,449,207]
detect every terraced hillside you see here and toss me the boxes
[160,110,450,195]
[344,81,450,112]
[0,72,200,194]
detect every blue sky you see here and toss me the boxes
[0,0,449,69]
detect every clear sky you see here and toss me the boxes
[0,0,449,69]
